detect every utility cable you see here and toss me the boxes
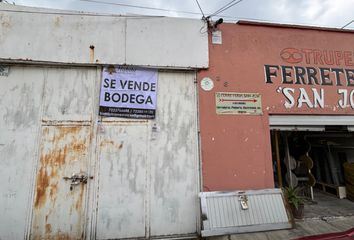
[7,0,346,30]
[0,9,165,18]
[210,0,238,17]
[342,19,354,29]
[80,0,202,16]
[216,0,243,15]
[209,0,243,17]
[195,0,205,18]
[79,0,241,19]
[195,0,208,34]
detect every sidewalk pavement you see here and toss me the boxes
[207,216,354,240]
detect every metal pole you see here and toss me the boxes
[284,132,293,187]
[274,131,283,188]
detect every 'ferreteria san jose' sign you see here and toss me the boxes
[99,66,158,119]
[264,47,354,109]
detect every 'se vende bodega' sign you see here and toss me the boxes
[99,66,158,119]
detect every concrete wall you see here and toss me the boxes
[0,4,208,68]
[198,22,354,191]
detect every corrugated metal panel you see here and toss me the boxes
[200,189,291,237]
[41,68,96,122]
[149,72,199,236]
[0,66,44,239]
[0,5,126,65]
[96,124,148,239]
[126,18,208,68]
[0,5,208,68]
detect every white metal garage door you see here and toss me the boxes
[0,66,200,239]
[95,71,200,239]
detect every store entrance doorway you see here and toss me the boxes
[269,115,354,218]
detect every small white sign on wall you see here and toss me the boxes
[212,31,222,45]
[201,77,214,91]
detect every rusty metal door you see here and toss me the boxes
[95,123,148,239]
[31,126,91,239]
[29,66,96,240]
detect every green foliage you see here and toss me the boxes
[283,186,304,210]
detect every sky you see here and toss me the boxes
[6,0,354,29]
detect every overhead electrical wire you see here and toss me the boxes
[195,0,205,19]
[194,0,208,34]
[0,8,165,17]
[208,0,243,17]
[5,0,349,30]
[80,0,203,16]
[210,0,238,17]
[80,0,242,20]
[342,20,354,29]
[0,7,339,30]
[1,7,348,31]
[0,6,242,21]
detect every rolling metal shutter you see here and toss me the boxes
[269,115,354,131]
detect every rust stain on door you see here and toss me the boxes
[75,184,85,211]
[34,126,85,209]
[99,139,124,149]
[31,126,90,240]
